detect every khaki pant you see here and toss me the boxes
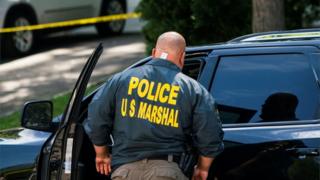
[111,159,188,180]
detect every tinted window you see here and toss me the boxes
[211,54,320,124]
[182,59,203,80]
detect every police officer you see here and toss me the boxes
[84,31,224,180]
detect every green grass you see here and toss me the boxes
[0,112,21,131]
[0,82,102,131]
[0,92,71,131]
[52,92,71,117]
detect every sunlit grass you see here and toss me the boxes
[0,112,21,131]
[0,92,71,131]
[0,82,102,131]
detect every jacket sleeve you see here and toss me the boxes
[192,84,224,157]
[83,74,120,146]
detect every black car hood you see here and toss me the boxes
[0,128,50,144]
[0,128,50,170]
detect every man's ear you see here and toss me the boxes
[152,48,156,58]
[179,52,185,69]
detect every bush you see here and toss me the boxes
[137,0,251,53]
[285,0,320,29]
[137,0,192,53]
[191,0,251,44]
[137,0,320,53]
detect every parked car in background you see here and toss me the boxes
[0,0,142,58]
[7,28,320,180]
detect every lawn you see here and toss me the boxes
[0,92,71,131]
[0,82,102,131]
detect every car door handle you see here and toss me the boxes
[286,148,319,157]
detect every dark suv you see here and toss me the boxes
[20,29,320,180]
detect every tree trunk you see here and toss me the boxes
[252,0,285,33]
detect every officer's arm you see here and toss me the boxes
[84,74,120,147]
[84,75,120,175]
[191,85,224,172]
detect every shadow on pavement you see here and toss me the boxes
[0,31,146,116]
[1,27,144,63]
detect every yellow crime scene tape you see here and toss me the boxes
[0,12,141,33]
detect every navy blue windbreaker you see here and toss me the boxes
[84,58,224,168]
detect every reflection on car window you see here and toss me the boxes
[216,104,257,124]
[211,54,320,124]
[259,92,299,122]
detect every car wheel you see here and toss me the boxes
[1,12,36,58]
[95,0,126,36]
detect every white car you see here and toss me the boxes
[0,0,141,58]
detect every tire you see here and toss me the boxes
[1,11,37,58]
[95,0,126,36]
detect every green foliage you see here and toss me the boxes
[137,0,251,53]
[137,0,320,53]
[0,92,70,131]
[52,92,71,117]
[0,112,20,131]
[285,0,320,29]
[0,83,101,131]
[191,0,251,44]
[137,0,193,53]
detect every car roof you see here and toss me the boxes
[186,28,320,53]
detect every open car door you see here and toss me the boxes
[36,44,103,180]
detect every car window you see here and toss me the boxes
[312,53,320,80]
[211,53,320,124]
[182,59,203,80]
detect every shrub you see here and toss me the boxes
[137,0,320,53]
[137,0,251,53]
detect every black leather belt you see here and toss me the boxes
[147,155,181,164]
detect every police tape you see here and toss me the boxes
[0,12,141,33]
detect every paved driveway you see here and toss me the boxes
[0,32,145,116]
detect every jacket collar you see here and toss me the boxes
[146,58,181,72]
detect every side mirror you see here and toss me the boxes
[21,101,54,132]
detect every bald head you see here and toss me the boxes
[152,31,186,69]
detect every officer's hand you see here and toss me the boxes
[192,166,208,180]
[95,154,112,176]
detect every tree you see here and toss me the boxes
[252,0,285,32]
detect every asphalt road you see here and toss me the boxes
[0,29,146,116]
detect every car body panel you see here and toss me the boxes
[223,123,320,144]
[209,45,320,56]
[32,0,99,24]
[124,0,143,32]
[186,38,320,53]
[0,0,15,28]
[0,128,50,179]
[209,138,320,180]
[203,38,320,180]
[0,0,143,32]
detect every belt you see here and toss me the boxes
[147,155,181,164]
